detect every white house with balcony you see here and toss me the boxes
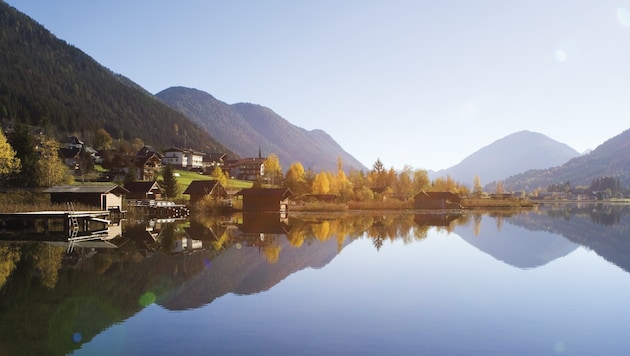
[162,147,205,170]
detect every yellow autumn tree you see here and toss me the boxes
[37,138,74,187]
[210,165,228,187]
[33,244,64,289]
[285,162,305,192]
[312,171,331,194]
[0,129,20,183]
[412,169,430,193]
[0,245,21,289]
[264,153,282,186]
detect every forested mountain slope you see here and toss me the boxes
[0,3,231,154]
[156,86,367,172]
[487,128,630,192]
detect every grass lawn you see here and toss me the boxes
[170,169,253,191]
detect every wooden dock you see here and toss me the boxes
[0,211,112,239]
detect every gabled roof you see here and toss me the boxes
[204,153,227,162]
[226,157,267,168]
[236,188,293,200]
[183,180,223,195]
[44,185,129,195]
[61,136,84,145]
[414,191,461,200]
[134,154,162,167]
[59,147,81,159]
[124,181,161,193]
[137,145,163,159]
[163,147,205,155]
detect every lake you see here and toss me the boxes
[1,203,630,355]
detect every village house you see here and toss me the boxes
[202,153,227,173]
[110,153,162,181]
[183,180,229,203]
[413,191,462,209]
[106,146,163,181]
[226,157,266,181]
[162,147,205,170]
[59,145,81,169]
[45,184,129,211]
[236,188,293,213]
[58,136,99,169]
[123,181,162,201]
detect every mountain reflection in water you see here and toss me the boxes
[0,204,629,355]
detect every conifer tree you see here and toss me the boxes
[161,164,179,198]
[8,123,38,186]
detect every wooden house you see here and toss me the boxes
[183,180,228,203]
[109,153,162,181]
[45,184,129,211]
[413,191,462,209]
[236,188,293,213]
[124,181,162,200]
[59,146,81,169]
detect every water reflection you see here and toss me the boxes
[1,204,630,354]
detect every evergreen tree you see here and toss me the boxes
[8,123,38,186]
[160,164,179,198]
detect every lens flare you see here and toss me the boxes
[617,7,630,27]
[139,292,156,307]
[555,49,567,63]
[72,332,82,343]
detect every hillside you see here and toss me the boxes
[432,131,580,186]
[491,128,630,192]
[0,3,232,154]
[156,86,367,172]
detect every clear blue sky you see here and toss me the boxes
[6,0,630,171]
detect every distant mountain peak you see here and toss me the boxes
[432,131,580,186]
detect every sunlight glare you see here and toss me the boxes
[555,49,567,63]
[617,7,630,27]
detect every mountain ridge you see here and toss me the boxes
[156,86,367,172]
[431,130,581,186]
[490,127,630,192]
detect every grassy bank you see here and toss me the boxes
[0,191,94,213]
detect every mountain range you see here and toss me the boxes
[485,128,630,192]
[0,2,363,172]
[3,2,630,190]
[156,87,366,172]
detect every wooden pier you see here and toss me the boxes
[0,211,112,240]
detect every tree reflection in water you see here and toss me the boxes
[1,204,630,355]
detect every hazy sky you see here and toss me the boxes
[7,0,630,171]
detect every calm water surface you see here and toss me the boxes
[1,203,630,355]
